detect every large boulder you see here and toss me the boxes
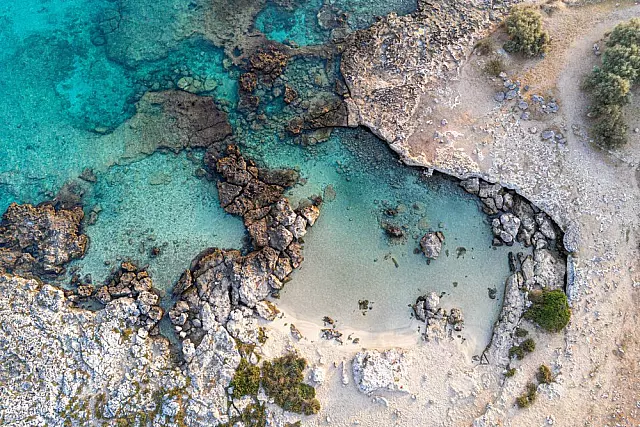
[420,231,445,259]
[352,349,409,395]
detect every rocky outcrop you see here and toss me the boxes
[352,349,409,395]
[124,90,233,157]
[72,262,165,335]
[459,176,567,291]
[0,273,189,426]
[0,203,87,277]
[413,291,464,341]
[171,145,321,347]
[341,1,515,143]
[483,273,526,367]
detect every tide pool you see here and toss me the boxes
[257,129,520,352]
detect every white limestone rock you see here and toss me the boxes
[352,349,409,395]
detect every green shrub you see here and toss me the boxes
[516,382,538,408]
[505,367,516,378]
[537,364,553,384]
[521,338,536,353]
[504,6,550,57]
[585,18,640,147]
[261,354,320,415]
[525,289,571,332]
[515,328,529,338]
[607,18,640,49]
[601,45,640,84]
[509,345,525,360]
[587,69,631,115]
[593,105,628,147]
[229,359,261,399]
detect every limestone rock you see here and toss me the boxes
[352,349,409,395]
[420,232,445,259]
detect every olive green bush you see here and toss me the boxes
[516,382,538,408]
[525,289,571,332]
[537,365,553,384]
[261,354,321,416]
[586,18,640,147]
[504,6,550,57]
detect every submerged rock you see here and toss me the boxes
[352,349,409,395]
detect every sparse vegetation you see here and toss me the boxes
[504,6,550,57]
[515,328,529,338]
[509,345,525,360]
[516,382,538,408]
[484,57,506,76]
[525,289,571,332]
[261,354,321,416]
[505,367,517,377]
[537,364,553,384]
[585,18,640,147]
[521,338,536,353]
[474,38,494,55]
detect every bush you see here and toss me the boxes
[537,365,553,384]
[516,382,538,408]
[484,57,506,76]
[515,328,529,338]
[585,18,640,147]
[601,45,640,84]
[525,289,571,332]
[607,18,640,49]
[505,367,517,378]
[521,338,536,353]
[509,345,525,360]
[587,69,631,114]
[261,354,321,415]
[593,105,628,148]
[230,359,261,399]
[504,6,550,57]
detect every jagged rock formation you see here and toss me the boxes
[0,203,87,278]
[459,176,567,291]
[171,145,321,349]
[412,291,464,340]
[71,262,166,336]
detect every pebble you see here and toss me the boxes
[529,127,538,134]
[634,128,639,133]
[494,92,505,102]
[541,130,555,140]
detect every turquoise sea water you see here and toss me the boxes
[1,0,514,347]
[256,0,417,46]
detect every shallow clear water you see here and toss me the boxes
[74,152,246,291]
[2,0,513,348]
[255,0,417,46]
[253,130,518,351]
